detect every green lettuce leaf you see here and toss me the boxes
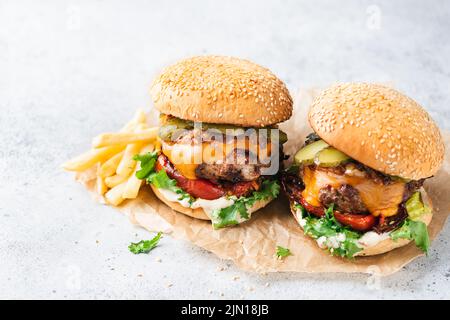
[390,219,430,253]
[133,152,193,203]
[133,151,158,179]
[128,232,162,254]
[298,203,363,258]
[276,246,292,259]
[389,192,431,253]
[146,169,193,202]
[210,180,280,229]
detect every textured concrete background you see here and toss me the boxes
[1,0,449,299]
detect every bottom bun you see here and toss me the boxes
[151,184,210,220]
[150,184,274,221]
[291,188,433,257]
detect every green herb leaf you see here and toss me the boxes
[296,203,363,258]
[146,170,193,203]
[276,246,292,259]
[128,232,162,254]
[210,180,280,229]
[133,151,158,180]
[390,219,430,253]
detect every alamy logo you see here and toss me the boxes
[163,122,281,175]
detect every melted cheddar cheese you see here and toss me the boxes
[301,166,405,217]
[162,138,272,180]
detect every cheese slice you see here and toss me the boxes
[301,166,405,217]
[162,137,272,180]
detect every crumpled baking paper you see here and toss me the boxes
[75,88,450,276]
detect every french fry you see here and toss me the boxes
[92,128,158,148]
[96,175,108,195]
[62,145,125,172]
[95,164,108,195]
[121,109,147,132]
[98,151,124,178]
[105,174,128,188]
[122,144,155,199]
[116,142,143,177]
[105,182,126,206]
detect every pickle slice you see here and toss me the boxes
[159,114,288,144]
[294,139,329,165]
[314,147,350,167]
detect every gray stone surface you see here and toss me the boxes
[1,0,449,299]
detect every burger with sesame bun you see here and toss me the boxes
[134,56,293,229]
[282,83,445,258]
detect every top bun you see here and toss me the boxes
[309,83,445,180]
[150,55,293,127]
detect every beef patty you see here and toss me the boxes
[319,184,368,214]
[195,149,264,183]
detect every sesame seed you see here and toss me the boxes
[150,55,292,126]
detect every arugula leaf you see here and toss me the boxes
[390,219,430,253]
[297,203,363,258]
[210,179,280,229]
[128,232,162,254]
[276,246,292,259]
[133,151,158,179]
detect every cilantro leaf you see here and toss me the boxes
[128,232,162,254]
[210,180,280,229]
[276,246,292,259]
[133,151,158,180]
[390,219,430,253]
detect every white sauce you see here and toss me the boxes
[357,231,390,248]
[295,209,352,250]
[159,188,273,222]
[158,188,234,217]
[317,236,327,249]
[295,209,392,252]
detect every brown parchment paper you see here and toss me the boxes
[75,89,450,276]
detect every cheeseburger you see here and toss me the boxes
[136,56,293,229]
[282,83,444,258]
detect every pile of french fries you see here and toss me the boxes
[63,109,160,206]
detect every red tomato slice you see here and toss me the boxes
[333,212,377,231]
[298,196,377,231]
[298,196,326,218]
[155,154,225,200]
[227,181,259,198]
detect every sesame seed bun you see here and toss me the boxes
[150,184,209,220]
[150,184,274,221]
[309,83,445,180]
[150,56,293,127]
[290,188,433,257]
